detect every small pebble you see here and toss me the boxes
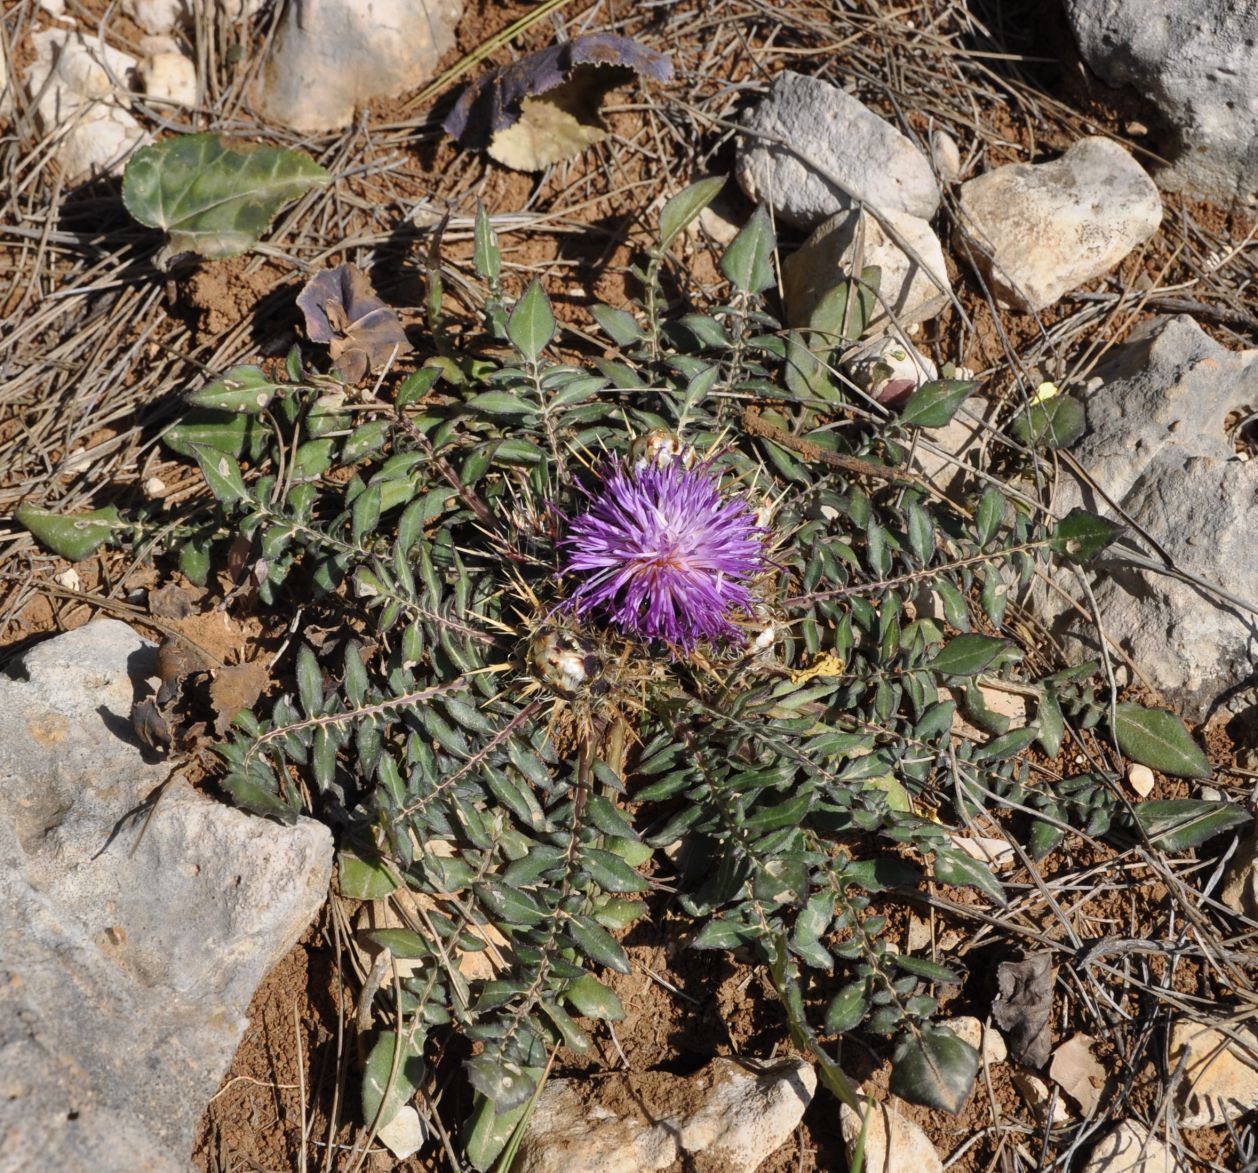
[1127,763,1155,797]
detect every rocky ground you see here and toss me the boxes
[2,0,1258,1171]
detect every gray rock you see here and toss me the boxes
[1044,315,1258,721]
[1065,0,1258,204]
[736,71,940,229]
[516,1057,815,1173]
[955,137,1161,311]
[0,620,332,1170]
[257,0,463,133]
[783,206,951,335]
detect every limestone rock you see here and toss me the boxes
[24,29,149,182]
[737,71,940,229]
[839,1098,942,1173]
[783,206,951,335]
[955,137,1161,311]
[1220,820,1258,920]
[1169,1019,1258,1128]
[931,127,962,184]
[256,0,463,133]
[138,37,198,107]
[516,1058,815,1173]
[947,1016,1008,1065]
[1083,1120,1179,1173]
[1064,0,1258,204]
[1043,314,1258,721]
[123,0,263,35]
[0,620,333,1169]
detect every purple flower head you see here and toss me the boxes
[560,461,766,650]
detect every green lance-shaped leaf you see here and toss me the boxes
[721,203,776,293]
[506,278,555,362]
[932,844,1007,906]
[929,634,1011,677]
[659,175,727,251]
[362,1029,426,1133]
[1131,800,1249,851]
[185,365,284,414]
[122,133,330,267]
[898,379,976,428]
[15,503,123,560]
[1049,507,1123,563]
[473,202,502,283]
[890,1026,978,1115]
[190,444,248,505]
[1112,703,1211,779]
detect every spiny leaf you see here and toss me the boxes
[1112,703,1211,779]
[122,133,329,267]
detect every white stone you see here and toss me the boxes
[377,1104,425,1159]
[1082,1120,1177,1173]
[139,47,198,106]
[256,0,463,133]
[737,70,940,229]
[1013,1072,1073,1126]
[24,29,149,182]
[1064,0,1258,204]
[1170,1019,1258,1127]
[931,128,962,184]
[516,1058,815,1173]
[0,621,332,1168]
[839,1098,942,1173]
[1042,315,1258,721]
[124,0,263,35]
[950,833,1017,870]
[955,137,1161,311]
[784,205,952,334]
[1220,820,1258,919]
[1127,763,1155,798]
[947,1016,1008,1065]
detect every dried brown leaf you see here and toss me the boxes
[1048,1032,1107,1116]
[991,952,1054,1068]
[296,262,411,383]
[210,660,269,735]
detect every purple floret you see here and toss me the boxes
[560,462,765,650]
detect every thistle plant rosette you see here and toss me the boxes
[559,458,768,652]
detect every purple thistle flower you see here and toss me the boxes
[560,462,765,649]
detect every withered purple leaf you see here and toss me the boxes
[991,952,1054,1068]
[296,262,412,384]
[444,34,674,172]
